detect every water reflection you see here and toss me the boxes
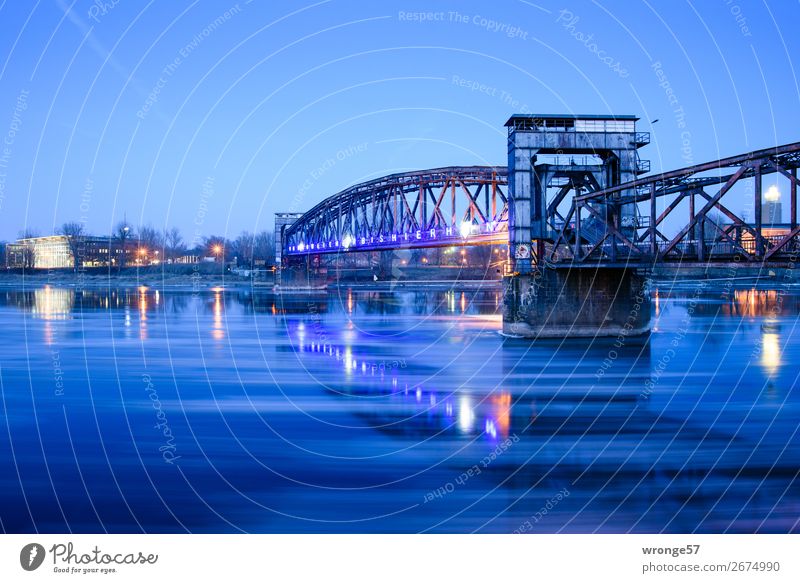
[0,283,798,533]
[212,289,224,341]
[669,287,800,318]
[31,286,73,320]
[138,286,148,341]
[283,307,654,446]
[760,324,782,376]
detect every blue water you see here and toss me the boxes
[0,283,798,533]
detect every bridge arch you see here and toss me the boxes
[283,166,508,258]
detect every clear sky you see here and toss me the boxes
[0,0,797,242]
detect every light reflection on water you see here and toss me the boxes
[0,284,798,533]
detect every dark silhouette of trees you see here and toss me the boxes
[114,221,134,268]
[164,227,185,262]
[59,221,85,271]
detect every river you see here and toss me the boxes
[0,283,798,533]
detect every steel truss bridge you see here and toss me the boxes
[548,141,800,266]
[283,166,508,256]
[283,142,800,266]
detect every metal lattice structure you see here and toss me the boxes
[547,142,800,265]
[283,166,508,257]
[282,142,800,267]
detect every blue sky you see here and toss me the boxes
[0,0,797,241]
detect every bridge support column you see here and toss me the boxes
[278,255,328,289]
[502,268,651,338]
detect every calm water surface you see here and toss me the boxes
[0,283,798,533]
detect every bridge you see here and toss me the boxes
[282,166,509,256]
[548,141,800,266]
[279,113,800,338]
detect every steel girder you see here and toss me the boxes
[548,141,800,265]
[283,166,508,256]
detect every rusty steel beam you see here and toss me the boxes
[764,225,800,260]
[659,164,750,259]
[576,141,800,203]
[284,142,800,265]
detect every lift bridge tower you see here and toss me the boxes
[506,114,649,270]
[504,114,652,337]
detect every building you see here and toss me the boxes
[763,185,783,226]
[5,235,136,269]
[739,186,793,249]
[6,235,73,269]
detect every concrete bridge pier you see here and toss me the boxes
[502,268,651,338]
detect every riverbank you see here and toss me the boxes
[2,264,797,291]
[0,264,275,290]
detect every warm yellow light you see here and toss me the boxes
[765,185,781,202]
[138,248,147,256]
[212,244,222,255]
[761,331,781,374]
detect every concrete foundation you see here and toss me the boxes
[503,268,651,338]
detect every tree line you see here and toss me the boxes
[15,222,275,271]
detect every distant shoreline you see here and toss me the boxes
[0,266,273,290]
[1,265,797,292]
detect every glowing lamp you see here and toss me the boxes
[765,185,781,202]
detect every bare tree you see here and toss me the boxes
[137,224,163,263]
[164,227,184,262]
[232,231,255,268]
[253,231,275,266]
[59,221,85,271]
[115,221,134,269]
[18,229,39,269]
[467,244,493,269]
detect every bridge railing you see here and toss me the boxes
[549,231,800,265]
